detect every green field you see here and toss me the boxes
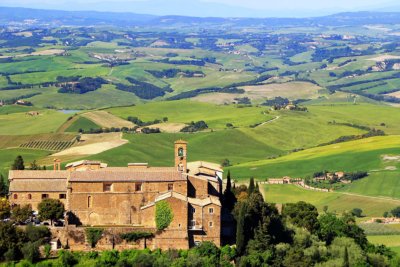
[0,109,69,135]
[263,184,400,218]
[229,136,400,179]
[65,116,100,132]
[367,235,400,255]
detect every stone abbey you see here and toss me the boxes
[8,140,223,250]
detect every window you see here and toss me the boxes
[88,196,92,208]
[103,183,112,192]
[168,183,173,191]
[190,220,196,227]
[41,194,49,199]
[27,194,31,200]
[209,221,213,227]
[135,183,142,192]
[178,223,181,228]
[191,207,196,213]
[209,208,214,214]
[59,194,66,199]
[13,194,18,199]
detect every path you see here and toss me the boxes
[257,115,280,127]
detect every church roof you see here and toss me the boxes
[69,169,185,182]
[9,170,69,180]
[9,179,67,192]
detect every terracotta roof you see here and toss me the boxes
[9,179,67,192]
[141,191,187,210]
[69,169,185,182]
[187,161,223,175]
[188,196,221,207]
[9,170,69,180]
[105,167,177,172]
[65,160,103,168]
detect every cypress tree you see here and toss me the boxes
[236,202,247,255]
[343,246,349,267]
[223,171,237,212]
[0,175,7,197]
[248,177,255,195]
[11,156,25,170]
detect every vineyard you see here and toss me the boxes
[20,140,76,151]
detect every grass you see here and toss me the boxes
[0,109,69,135]
[107,100,271,130]
[65,116,101,133]
[228,136,400,179]
[0,148,51,177]
[367,235,400,248]
[0,105,40,115]
[85,131,283,167]
[262,184,400,218]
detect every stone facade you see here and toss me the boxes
[8,140,223,250]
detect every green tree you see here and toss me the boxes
[0,222,21,262]
[351,208,363,218]
[236,202,247,255]
[11,204,32,223]
[86,228,104,248]
[0,175,8,197]
[11,155,25,170]
[21,241,40,263]
[282,201,320,233]
[0,197,11,220]
[29,160,40,170]
[247,177,255,195]
[223,171,237,212]
[38,199,65,225]
[391,206,400,218]
[155,201,173,230]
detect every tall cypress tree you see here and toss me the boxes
[236,202,247,255]
[223,171,237,212]
[248,177,255,195]
[11,156,25,170]
[0,174,7,197]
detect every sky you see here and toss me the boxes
[1,0,399,17]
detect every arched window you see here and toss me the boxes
[13,194,18,199]
[88,196,92,208]
[178,147,184,157]
[27,194,32,200]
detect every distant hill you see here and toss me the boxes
[2,6,400,28]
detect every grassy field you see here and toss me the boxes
[0,109,69,135]
[228,136,400,179]
[367,235,400,255]
[65,116,100,132]
[81,111,134,128]
[262,184,400,218]
[107,100,271,130]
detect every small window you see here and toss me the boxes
[41,194,49,199]
[14,194,18,200]
[191,207,196,213]
[190,220,196,227]
[209,208,214,214]
[88,196,92,208]
[209,221,213,227]
[103,183,112,192]
[135,183,142,192]
[27,194,32,200]
[59,194,66,199]
[168,183,173,191]
[178,223,181,228]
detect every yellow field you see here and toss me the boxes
[82,111,134,128]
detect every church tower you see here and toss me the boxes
[174,140,187,172]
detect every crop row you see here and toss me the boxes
[20,140,75,151]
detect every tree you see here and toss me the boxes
[0,175,8,197]
[86,228,104,248]
[248,177,255,195]
[223,171,237,212]
[11,204,32,224]
[0,197,11,220]
[29,160,40,170]
[221,159,231,167]
[236,202,247,255]
[282,201,320,233]
[38,199,65,225]
[11,155,25,170]
[351,208,363,218]
[391,206,400,218]
[155,201,173,230]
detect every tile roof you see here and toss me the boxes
[69,169,185,182]
[9,170,69,180]
[9,179,67,192]
[188,196,221,207]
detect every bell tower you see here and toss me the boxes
[174,140,187,172]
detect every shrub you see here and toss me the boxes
[86,228,104,248]
[120,231,154,242]
[59,250,78,267]
[351,208,363,218]
[391,206,400,218]
[44,244,51,259]
[21,242,40,263]
[155,201,173,230]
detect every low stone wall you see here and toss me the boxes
[50,226,189,252]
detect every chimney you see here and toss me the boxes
[53,159,61,171]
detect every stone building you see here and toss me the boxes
[8,140,223,249]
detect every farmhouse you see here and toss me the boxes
[8,140,223,249]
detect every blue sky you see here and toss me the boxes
[1,0,398,17]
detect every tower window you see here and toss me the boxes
[168,183,173,191]
[103,183,112,192]
[191,207,196,213]
[88,196,92,208]
[209,208,214,214]
[135,183,142,192]
[178,147,184,157]
[209,221,213,227]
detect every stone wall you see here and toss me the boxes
[11,192,67,210]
